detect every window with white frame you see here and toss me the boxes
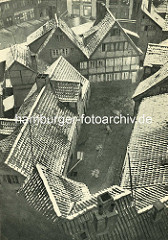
[106,58,114,67]
[97,59,105,68]
[51,48,70,58]
[89,60,96,68]
[80,61,87,69]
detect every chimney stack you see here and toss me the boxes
[31,54,37,72]
[36,74,49,92]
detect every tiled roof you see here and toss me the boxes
[27,19,56,45]
[27,16,88,57]
[0,125,21,168]
[141,0,166,29]
[121,94,168,193]
[143,43,168,67]
[19,168,131,221]
[45,56,90,102]
[85,10,115,57]
[134,185,168,210]
[155,0,168,13]
[5,44,34,71]
[71,21,95,36]
[16,83,38,116]
[5,86,77,178]
[68,186,130,218]
[85,9,142,57]
[133,62,168,99]
[19,164,91,220]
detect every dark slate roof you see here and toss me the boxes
[133,62,168,99]
[5,86,77,178]
[121,94,168,208]
[45,56,90,102]
[143,43,168,67]
[19,164,91,220]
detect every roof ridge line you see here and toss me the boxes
[36,164,62,217]
[5,86,46,168]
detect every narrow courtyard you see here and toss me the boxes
[68,80,137,193]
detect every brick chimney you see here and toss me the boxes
[94,192,118,233]
[36,74,49,92]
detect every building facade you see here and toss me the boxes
[103,0,134,19]
[132,0,168,52]
[28,7,142,83]
[0,0,42,29]
[67,0,97,19]
[79,9,142,83]
[0,45,37,117]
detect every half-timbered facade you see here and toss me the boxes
[79,9,142,83]
[27,17,87,69]
[27,6,142,83]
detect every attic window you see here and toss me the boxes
[100,192,111,202]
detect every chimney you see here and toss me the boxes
[36,74,49,92]
[148,0,153,12]
[97,192,115,215]
[31,54,37,72]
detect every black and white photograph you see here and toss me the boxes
[0,0,168,239]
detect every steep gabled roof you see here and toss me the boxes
[141,0,166,29]
[143,43,168,67]
[19,164,91,220]
[5,86,76,178]
[85,8,142,58]
[27,17,88,57]
[4,44,34,71]
[121,94,168,198]
[132,62,168,99]
[45,56,90,102]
